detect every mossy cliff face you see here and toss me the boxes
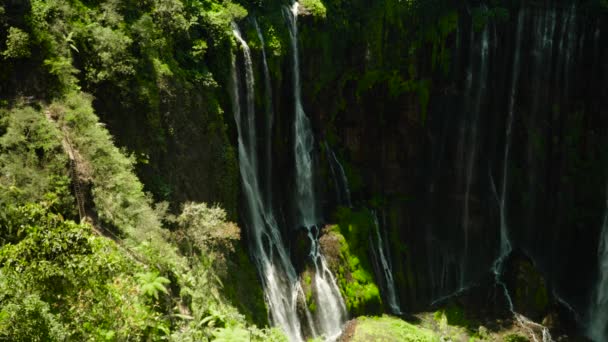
[292,0,608,316]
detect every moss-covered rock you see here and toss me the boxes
[503,251,550,321]
[320,223,382,316]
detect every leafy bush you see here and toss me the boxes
[0,105,72,213]
[2,27,31,59]
[176,202,240,257]
[82,24,135,84]
[300,0,327,19]
[0,204,156,341]
[0,292,67,342]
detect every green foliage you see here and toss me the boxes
[0,204,157,341]
[264,25,284,57]
[300,0,327,19]
[213,325,250,341]
[176,202,240,256]
[505,334,529,342]
[433,304,473,329]
[3,27,31,59]
[136,271,171,300]
[82,24,135,84]
[49,93,174,253]
[0,105,73,215]
[152,0,190,34]
[219,247,269,327]
[0,292,67,342]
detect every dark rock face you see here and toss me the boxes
[290,0,608,327]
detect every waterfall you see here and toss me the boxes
[306,226,348,340]
[284,3,347,339]
[284,2,317,227]
[497,7,524,266]
[231,23,311,342]
[488,12,553,342]
[253,18,274,207]
[325,142,352,208]
[588,187,608,341]
[372,211,401,314]
[561,5,577,98]
[461,23,489,287]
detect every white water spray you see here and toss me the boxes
[588,186,608,341]
[307,227,348,340]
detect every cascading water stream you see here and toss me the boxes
[461,22,489,288]
[588,185,608,342]
[497,7,524,265]
[559,5,577,98]
[253,18,274,207]
[488,11,552,342]
[231,23,313,342]
[324,142,352,208]
[284,2,317,228]
[284,3,347,339]
[371,211,401,314]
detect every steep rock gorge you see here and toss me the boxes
[2,0,607,340]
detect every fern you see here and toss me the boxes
[135,272,170,300]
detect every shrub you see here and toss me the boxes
[300,0,327,19]
[176,202,240,255]
[3,27,31,59]
[0,204,155,340]
[0,106,71,211]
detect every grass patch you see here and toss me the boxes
[353,316,439,342]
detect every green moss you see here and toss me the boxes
[301,271,316,313]
[326,212,383,315]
